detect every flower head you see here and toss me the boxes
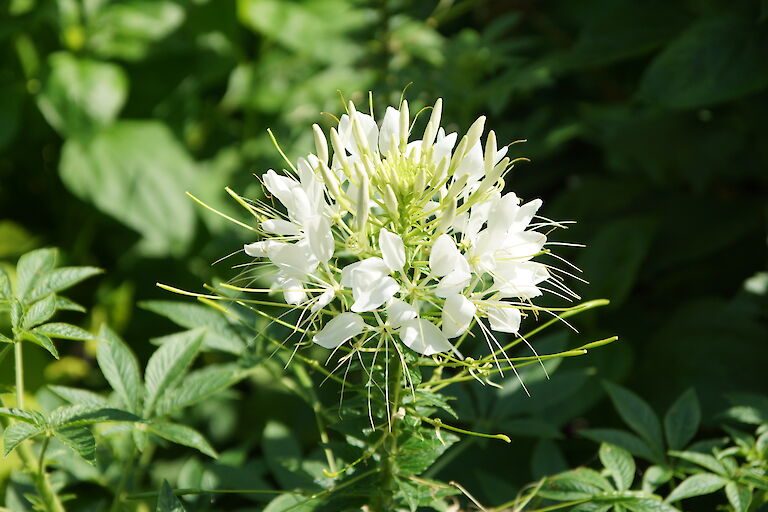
[240,98,577,358]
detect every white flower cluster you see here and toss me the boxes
[243,99,570,357]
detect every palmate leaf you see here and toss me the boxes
[3,422,43,456]
[581,428,658,463]
[665,473,727,503]
[725,481,751,512]
[396,428,459,476]
[538,468,613,501]
[664,388,700,450]
[143,329,203,417]
[21,294,56,329]
[156,480,187,512]
[604,383,665,460]
[28,266,102,302]
[599,443,635,491]
[622,498,681,512]
[0,266,11,300]
[47,404,141,428]
[96,325,143,413]
[154,364,243,417]
[23,331,59,359]
[32,322,98,341]
[148,421,217,458]
[0,407,46,425]
[15,248,57,299]
[49,385,111,408]
[668,450,729,476]
[54,426,96,464]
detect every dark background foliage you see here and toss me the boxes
[1,0,766,508]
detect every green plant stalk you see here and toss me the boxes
[109,450,137,512]
[292,363,338,475]
[371,355,403,512]
[13,341,67,512]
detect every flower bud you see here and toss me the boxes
[313,123,328,166]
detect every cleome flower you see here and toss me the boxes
[239,98,579,359]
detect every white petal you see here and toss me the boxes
[499,231,546,261]
[338,113,378,156]
[341,257,389,287]
[311,288,335,313]
[493,262,549,299]
[455,142,484,181]
[267,240,318,278]
[313,312,365,349]
[378,106,401,155]
[486,302,521,333]
[487,192,520,238]
[244,240,279,257]
[434,268,472,298]
[399,319,453,356]
[442,295,476,338]
[510,199,543,232]
[276,275,306,305]
[430,234,461,277]
[307,216,334,263]
[351,275,399,312]
[386,299,417,329]
[379,228,405,272]
[261,219,302,235]
[433,129,457,164]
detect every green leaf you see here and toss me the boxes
[88,1,185,61]
[24,331,59,359]
[54,426,96,464]
[143,329,203,417]
[668,450,728,476]
[261,421,316,489]
[59,121,198,256]
[725,481,751,512]
[154,364,242,417]
[15,248,57,299]
[666,473,726,502]
[48,405,141,427]
[581,429,658,463]
[623,498,681,512]
[141,301,247,355]
[0,266,11,300]
[531,439,569,479]
[49,385,110,408]
[263,493,318,512]
[538,468,613,501]
[3,422,43,456]
[96,325,143,413]
[638,15,768,108]
[55,296,86,313]
[724,393,768,425]
[397,427,459,476]
[156,480,187,512]
[0,407,46,425]
[148,421,217,458]
[36,52,128,136]
[604,383,664,460]
[22,294,56,329]
[599,443,635,491]
[10,301,23,329]
[642,465,673,493]
[28,266,102,302]
[32,323,98,341]
[664,388,700,450]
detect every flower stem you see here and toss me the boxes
[372,354,403,511]
[13,341,66,512]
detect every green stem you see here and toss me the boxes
[109,451,137,512]
[292,364,338,475]
[13,341,66,512]
[372,355,403,512]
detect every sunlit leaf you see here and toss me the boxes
[96,325,143,413]
[148,421,217,458]
[143,329,203,417]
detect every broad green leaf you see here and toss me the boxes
[88,1,185,61]
[10,301,22,329]
[59,121,198,256]
[24,331,59,359]
[154,364,242,417]
[638,15,768,108]
[141,301,246,354]
[28,266,102,302]
[725,481,751,512]
[0,267,11,300]
[642,465,673,493]
[143,329,203,417]
[623,499,681,512]
[96,325,143,413]
[55,296,86,313]
[36,52,127,136]
[531,439,569,479]
[581,429,657,463]
[15,248,57,299]
[664,388,700,450]
[263,493,318,512]
[156,480,187,512]
[668,450,728,476]
[666,473,726,502]
[3,422,43,456]
[148,421,217,458]
[22,294,57,329]
[572,504,612,512]
[538,468,613,501]
[54,426,96,464]
[599,443,635,491]
[49,385,110,408]
[724,393,768,425]
[604,383,664,459]
[32,322,98,341]
[0,407,46,425]
[397,428,459,476]
[48,404,141,427]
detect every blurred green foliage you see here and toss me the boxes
[1,0,767,509]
